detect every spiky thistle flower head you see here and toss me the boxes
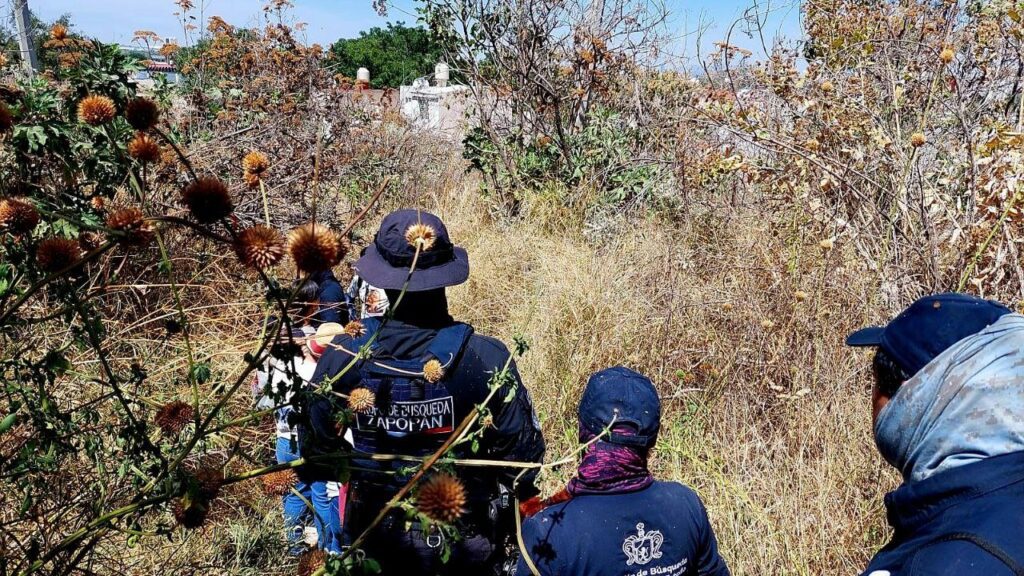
[36,237,81,273]
[0,102,13,133]
[416,473,467,524]
[910,132,926,148]
[287,223,344,273]
[243,172,260,189]
[0,198,39,235]
[128,132,161,163]
[405,223,437,251]
[106,207,155,247]
[51,24,69,41]
[423,359,445,383]
[155,400,195,435]
[242,151,269,177]
[125,98,160,131]
[181,177,233,223]
[297,549,326,576]
[78,231,103,252]
[171,495,209,529]
[77,95,116,126]
[343,320,365,338]
[192,466,224,500]
[260,468,298,495]
[348,388,375,413]
[235,225,284,269]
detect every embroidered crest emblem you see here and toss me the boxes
[622,522,664,566]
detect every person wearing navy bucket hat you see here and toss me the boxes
[309,209,545,574]
[517,366,730,576]
[846,293,1024,576]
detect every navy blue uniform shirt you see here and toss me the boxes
[518,481,730,576]
[862,450,1024,576]
[309,318,545,497]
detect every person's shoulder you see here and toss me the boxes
[649,480,701,503]
[901,539,1017,576]
[466,332,512,358]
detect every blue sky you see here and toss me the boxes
[34,0,802,60]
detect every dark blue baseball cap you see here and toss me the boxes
[579,366,661,447]
[846,292,1011,378]
[355,209,469,291]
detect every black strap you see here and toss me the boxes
[910,532,1024,576]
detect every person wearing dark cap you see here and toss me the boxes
[310,209,545,573]
[846,292,1024,576]
[517,366,730,576]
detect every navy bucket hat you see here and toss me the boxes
[354,209,469,291]
[579,366,661,448]
[846,292,1011,378]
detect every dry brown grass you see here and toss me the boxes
[427,172,899,575]
[68,158,903,576]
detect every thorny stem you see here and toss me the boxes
[259,178,271,226]
[153,229,199,421]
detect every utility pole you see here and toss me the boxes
[13,0,38,76]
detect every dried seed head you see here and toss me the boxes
[243,172,260,189]
[106,207,155,246]
[51,24,69,41]
[287,223,344,273]
[127,132,161,163]
[36,237,81,273]
[0,102,13,133]
[261,468,298,496]
[760,319,776,330]
[423,359,445,383]
[77,95,117,126]
[405,223,437,251]
[297,549,326,576]
[794,290,808,302]
[348,388,376,413]
[939,47,955,64]
[721,302,734,312]
[171,496,209,529]
[0,198,39,235]
[91,196,106,211]
[343,320,365,338]
[193,466,224,500]
[181,177,233,223]
[910,132,926,148]
[242,151,269,176]
[125,98,160,131]
[416,473,467,524]
[154,400,195,435]
[234,225,284,269]
[819,238,835,250]
[78,231,103,251]
[819,80,834,92]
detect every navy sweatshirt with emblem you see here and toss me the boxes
[308,318,546,500]
[518,481,730,576]
[861,450,1024,576]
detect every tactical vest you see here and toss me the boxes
[345,317,474,494]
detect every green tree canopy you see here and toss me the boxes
[326,22,442,88]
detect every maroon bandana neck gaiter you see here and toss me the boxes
[566,426,654,496]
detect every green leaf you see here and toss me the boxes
[0,412,17,435]
[189,362,212,385]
